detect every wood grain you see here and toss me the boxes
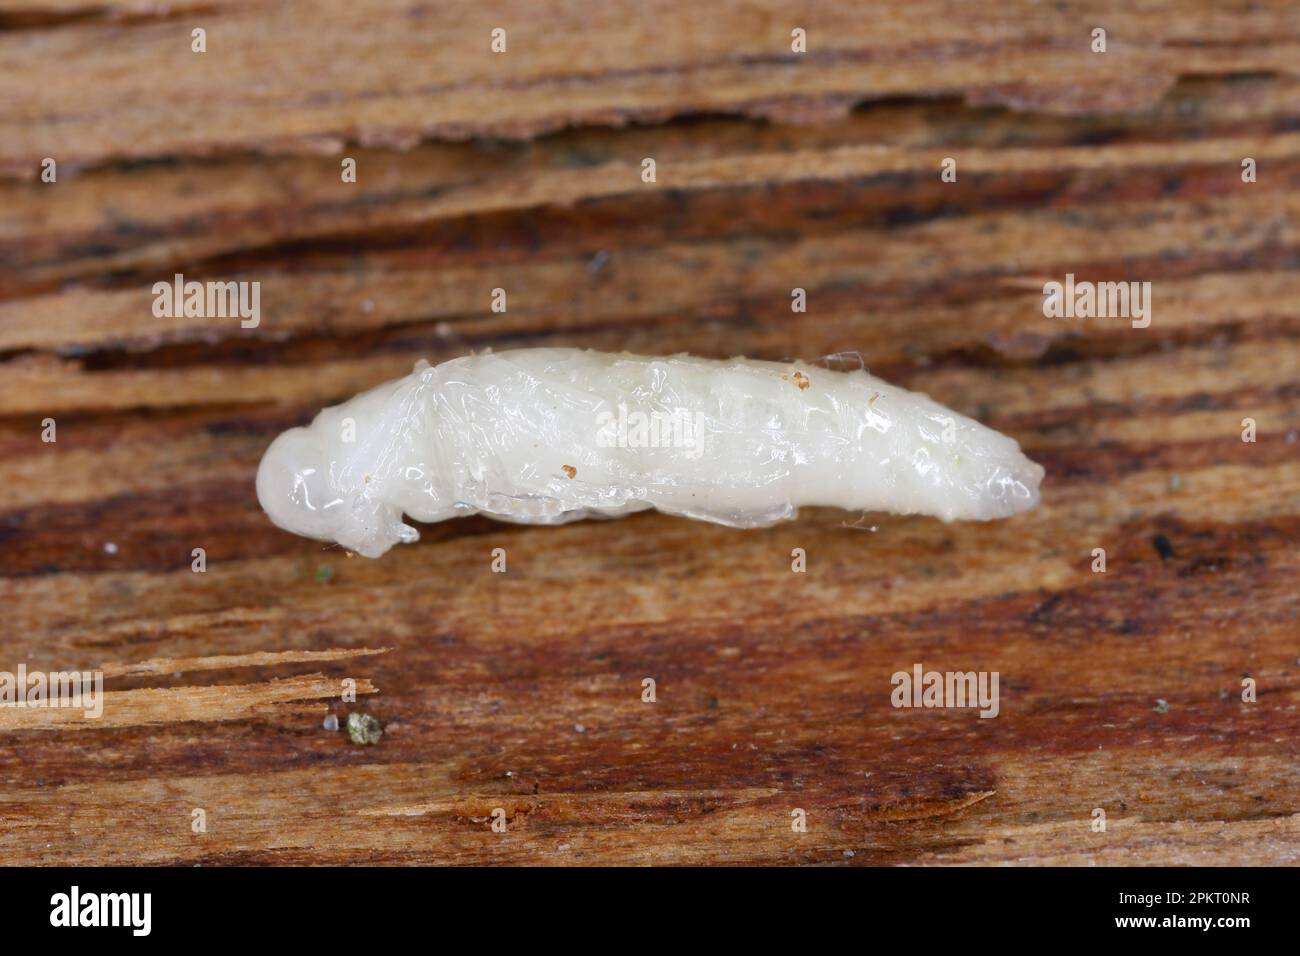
[3,0,1300,178]
[0,1,1297,866]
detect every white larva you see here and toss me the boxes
[256,348,1044,558]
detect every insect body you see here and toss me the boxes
[256,349,1044,557]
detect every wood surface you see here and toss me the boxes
[1,1,1298,865]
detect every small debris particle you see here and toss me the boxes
[346,712,383,745]
[574,723,587,733]
[316,563,334,583]
[323,714,339,732]
[586,250,610,275]
[1153,699,1169,714]
[561,464,577,479]
[792,370,811,390]
[1151,534,1176,561]
[1167,474,1182,491]
[843,849,855,858]
[103,542,118,555]
[869,392,880,408]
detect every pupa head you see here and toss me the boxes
[255,426,415,558]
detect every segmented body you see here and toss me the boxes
[256,349,1044,557]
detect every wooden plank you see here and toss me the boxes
[0,1,1297,866]
[4,1,1300,177]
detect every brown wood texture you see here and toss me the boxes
[1,1,1298,865]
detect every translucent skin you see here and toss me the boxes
[256,349,1044,557]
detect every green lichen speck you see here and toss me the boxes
[346,712,383,745]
